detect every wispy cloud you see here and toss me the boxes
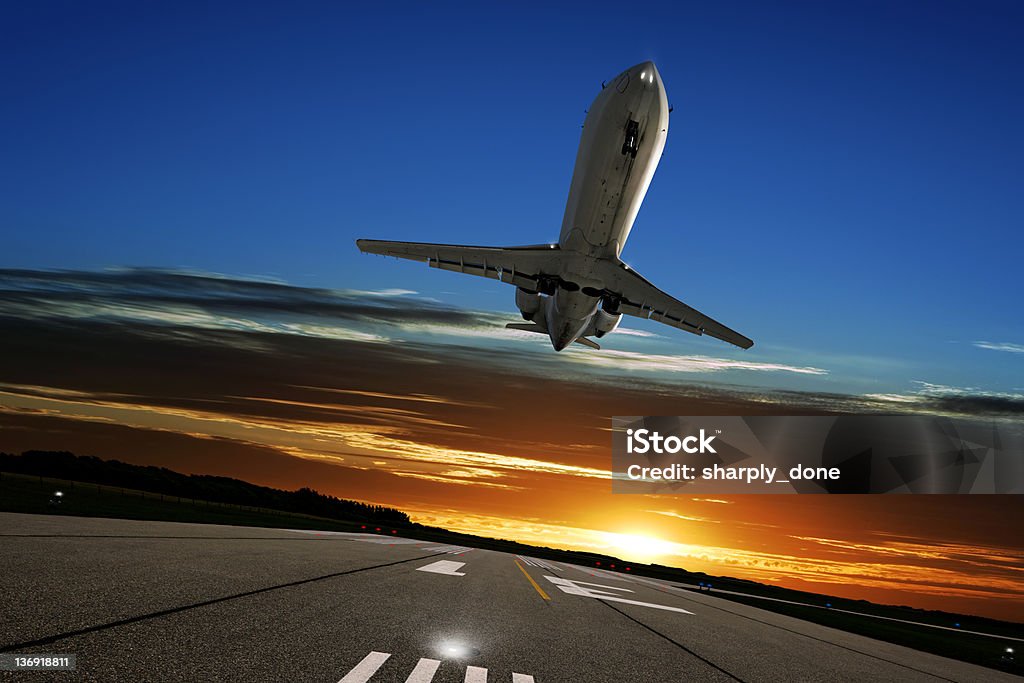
[647,509,719,523]
[613,327,661,338]
[0,382,610,484]
[862,380,1024,416]
[563,349,828,376]
[0,268,836,386]
[347,288,418,297]
[974,341,1024,354]
[790,535,1024,568]
[391,470,523,490]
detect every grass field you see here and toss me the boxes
[0,471,369,532]
[678,586,1021,675]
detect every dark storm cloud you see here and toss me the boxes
[920,394,1024,416]
[0,268,1018,418]
[0,268,843,384]
[0,267,493,327]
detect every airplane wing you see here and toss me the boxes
[357,238,753,349]
[356,239,564,290]
[593,259,754,349]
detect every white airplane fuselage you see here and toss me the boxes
[358,60,751,351]
[524,61,670,351]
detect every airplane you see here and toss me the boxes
[357,61,753,352]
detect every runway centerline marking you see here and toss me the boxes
[338,651,390,683]
[416,560,467,576]
[514,559,550,601]
[544,576,692,614]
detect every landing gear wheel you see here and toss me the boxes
[622,119,640,158]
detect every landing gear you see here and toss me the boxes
[536,277,558,296]
[601,295,621,315]
[621,119,639,158]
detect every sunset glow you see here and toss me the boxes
[0,270,1020,622]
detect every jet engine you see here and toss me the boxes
[593,309,621,338]
[515,287,542,321]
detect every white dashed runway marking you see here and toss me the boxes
[422,544,473,555]
[337,651,535,682]
[514,556,562,572]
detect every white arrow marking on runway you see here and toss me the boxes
[511,675,535,683]
[338,651,390,682]
[544,576,693,614]
[416,559,467,576]
[404,657,441,682]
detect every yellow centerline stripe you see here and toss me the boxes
[514,559,551,601]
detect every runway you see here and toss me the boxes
[0,513,1016,682]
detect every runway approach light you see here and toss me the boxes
[54,491,63,497]
[438,641,470,658]
[1008,647,1015,654]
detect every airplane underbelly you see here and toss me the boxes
[559,79,669,258]
[573,144,638,251]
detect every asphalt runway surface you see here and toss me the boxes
[0,513,1017,682]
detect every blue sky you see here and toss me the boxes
[2,1,1022,398]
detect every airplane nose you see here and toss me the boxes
[634,61,659,86]
[611,62,660,93]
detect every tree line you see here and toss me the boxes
[0,450,410,525]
